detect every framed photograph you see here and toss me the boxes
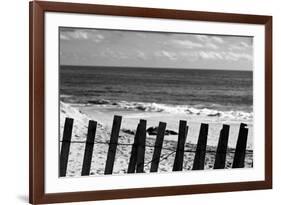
[29,1,272,204]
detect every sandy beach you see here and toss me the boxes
[60,102,253,177]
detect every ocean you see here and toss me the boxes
[59,65,254,177]
[60,65,253,122]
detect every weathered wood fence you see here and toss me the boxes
[59,116,249,177]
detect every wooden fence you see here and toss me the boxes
[59,115,249,177]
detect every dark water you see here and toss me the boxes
[60,65,252,113]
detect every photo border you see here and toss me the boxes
[29,1,272,204]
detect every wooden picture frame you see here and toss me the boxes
[29,1,272,204]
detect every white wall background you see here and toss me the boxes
[0,0,279,204]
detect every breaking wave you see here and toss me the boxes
[86,99,253,121]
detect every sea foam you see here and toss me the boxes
[86,100,253,121]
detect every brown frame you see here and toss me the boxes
[29,1,272,204]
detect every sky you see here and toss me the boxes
[60,27,253,70]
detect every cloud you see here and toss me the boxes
[240,41,250,48]
[136,50,147,60]
[229,45,243,51]
[198,50,252,62]
[171,39,203,48]
[68,30,88,39]
[179,52,200,61]
[169,38,218,50]
[229,41,251,51]
[199,51,223,60]
[211,36,224,44]
[155,50,178,60]
[196,35,209,42]
[60,27,253,70]
[196,35,224,43]
[60,34,70,40]
[225,52,252,61]
[206,43,219,50]
[60,29,105,43]
[195,35,223,49]
[101,48,120,58]
[90,34,104,43]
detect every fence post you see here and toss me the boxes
[59,117,74,177]
[214,124,230,169]
[136,119,147,173]
[150,122,167,172]
[81,120,97,176]
[192,123,209,170]
[127,123,140,173]
[232,123,248,168]
[104,115,122,175]
[173,120,188,171]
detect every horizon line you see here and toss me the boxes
[60,64,253,72]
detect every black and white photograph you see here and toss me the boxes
[59,27,253,177]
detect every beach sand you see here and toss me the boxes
[60,102,253,177]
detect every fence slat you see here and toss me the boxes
[104,115,122,175]
[232,123,248,168]
[81,120,97,176]
[150,122,167,172]
[192,123,209,170]
[173,120,188,171]
[214,124,230,169]
[127,123,140,173]
[59,117,74,177]
[136,119,147,173]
